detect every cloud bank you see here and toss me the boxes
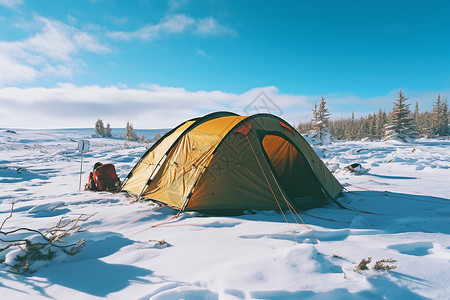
[108,14,235,41]
[0,17,109,86]
[1,83,445,129]
[0,84,311,129]
[0,0,22,9]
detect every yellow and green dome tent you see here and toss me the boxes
[120,112,342,213]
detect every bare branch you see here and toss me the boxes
[0,201,14,230]
[0,211,96,274]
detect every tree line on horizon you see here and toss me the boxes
[297,90,449,143]
[93,89,448,145]
[93,119,150,143]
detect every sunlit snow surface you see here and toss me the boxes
[1,128,449,299]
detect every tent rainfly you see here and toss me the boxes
[119,112,343,213]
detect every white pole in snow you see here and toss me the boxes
[78,140,90,191]
[79,154,84,191]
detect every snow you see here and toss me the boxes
[1,128,449,299]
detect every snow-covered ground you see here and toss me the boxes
[1,128,449,299]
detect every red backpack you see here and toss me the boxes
[93,164,120,191]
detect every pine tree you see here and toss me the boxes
[312,95,331,144]
[349,110,357,140]
[414,101,419,124]
[413,101,421,135]
[375,109,386,139]
[441,97,449,136]
[367,113,376,139]
[383,89,417,141]
[419,111,433,137]
[311,101,319,130]
[357,117,369,140]
[318,95,331,126]
[94,119,106,137]
[431,94,449,136]
[105,123,112,137]
[125,121,139,141]
[431,94,442,136]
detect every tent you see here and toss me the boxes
[120,112,342,213]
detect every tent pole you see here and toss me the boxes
[134,155,168,202]
[179,152,215,212]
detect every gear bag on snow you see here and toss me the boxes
[91,164,120,191]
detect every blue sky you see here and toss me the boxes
[0,0,449,128]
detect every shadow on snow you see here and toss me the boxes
[18,231,153,298]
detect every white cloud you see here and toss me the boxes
[0,17,109,86]
[108,14,235,41]
[107,14,194,41]
[0,54,38,83]
[104,15,128,26]
[1,83,444,129]
[196,48,213,60]
[73,31,109,53]
[0,84,310,129]
[168,0,188,11]
[195,17,236,36]
[67,14,77,25]
[196,49,206,56]
[0,0,22,9]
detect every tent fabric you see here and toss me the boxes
[122,120,196,196]
[121,112,343,212]
[262,135,317,198]
[121,111,239,197]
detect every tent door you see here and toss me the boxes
[261,134,325,209]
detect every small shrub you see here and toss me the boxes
[149,239,171,248]
[373,258,397,270]
[354,257,372,272]
[353,257,398,273]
